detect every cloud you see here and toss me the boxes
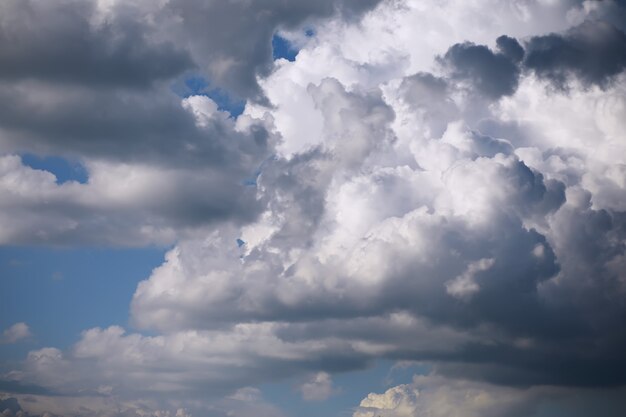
[524,19,626,89]
[124,0,625,396]
[158,0,384,99]
[439,41,521,99]
[298,372,334,401]
[0,0,383,98]
[0,93,273,245]
[0,397,23,417]
[445,258,495,301]
[0,323,31,345]
[496,35,525,63]
[354,383,419,417]
[353,374,626,417]
[2,0,626,416]
[0,0,386,246]
[0,0,193,89]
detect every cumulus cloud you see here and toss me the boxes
[2,0,626,416]
[445,258,495,301]
[0,0,384,246]
[353,373,626,417]
[0,134,266,245]
[298,372,334,401]
[162,0,384,100]
[0,323,31,345]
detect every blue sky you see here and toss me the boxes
[19,155,88,185]
[271,34,299,62]
[0,240,418,416]
[1,1,626,416]
[0,246,165,351]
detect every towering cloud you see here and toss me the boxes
[1,0,626,416]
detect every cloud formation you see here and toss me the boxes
[524,19,626,89]
[353,374,626,417]
[0,323,31,345]
[439,41,521,98]
[0,0,383,246]
[298,372,334,401]
[1,0,626,416]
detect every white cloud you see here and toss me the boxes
[0,323,31,344]
[298,372,334,401]
[354,383,420,417]
[446,258,494,300]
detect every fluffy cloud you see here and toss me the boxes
[298,372,334,401]
[0,0,383,246]
[0,104,268,245]
[2,0,626,416]
[0,324,31,345]
[161,0,384,100]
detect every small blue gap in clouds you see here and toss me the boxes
[175,75,245,118]
[272,34,298,62]
[20,154,88,184]
[184,76,209,96]
[207,87,245,118]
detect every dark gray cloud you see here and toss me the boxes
[524,20,626,89]
[0,83,267,167]
[0,397,22,414]
[0,0,383,98]
[439,41,521,99]
[0,0,193,89]
[496,35,525,63]
[439,17,626,98]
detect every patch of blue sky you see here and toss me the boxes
[272,34,298,62]
[272,28,314,62]
[0,245,167,353]
[171,75,245,118]
[260,360,429,417]
[20,153,88,185]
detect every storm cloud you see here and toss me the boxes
[524,19,626,89]
[439,41,521,98]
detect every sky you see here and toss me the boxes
[1,0,626,416]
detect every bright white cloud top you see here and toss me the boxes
[1,0,626,416]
